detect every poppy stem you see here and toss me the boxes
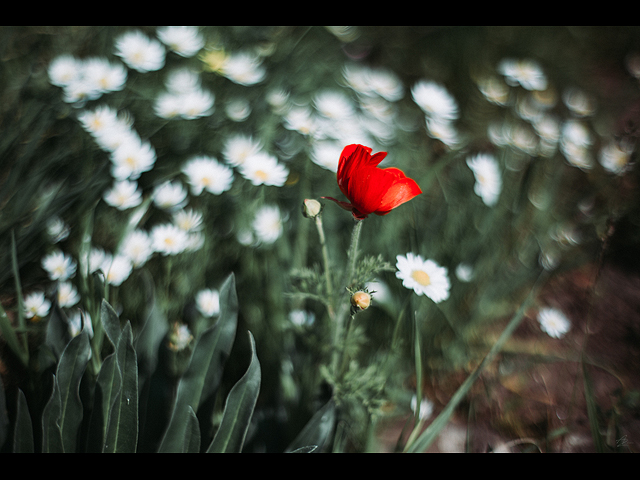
[314,214,333,303]
[346,219,364,288]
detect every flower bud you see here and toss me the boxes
[302,198,323,218]
[350,290,371,312]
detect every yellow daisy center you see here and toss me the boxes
[411,269,431,286]
[255,170,269,181]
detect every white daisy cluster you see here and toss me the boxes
[222,134,289,187]
[48,55,127,107]
[478,57,635,175]
[411,79,461,147]
[154,68,214,120]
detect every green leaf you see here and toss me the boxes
[13,389,34,453]
[41,374,63,453]
[285,399,336,453]
[101,299,122,348]
[40,330,91,453]
[157,273,238,453]
[56,329,91,453]
[183,406,201,453]
[103,322,138,453]
[0,302,28,366]
[86,352,120,452]
[207,331,261,453]
[44,303,72,361]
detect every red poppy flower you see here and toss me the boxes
[323,144,422,220]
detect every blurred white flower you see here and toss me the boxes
[225,98,252,121]
[153,92,184,119]
[239,152,289,187]
[114,30,166,73]
[466,153,502,206]
[395,253,450,303]
[79,106,138,152]
[42,250,77,281]
[222,134,263,167]
[153,180,188,211]
[598,140,633,175]
[61,78,102,105]
[24,291,51,320]
[455,263,474,282]
[110,136,157,180]
[89,247,110,274]
[426,117,461,147]
[411,80,459,122]
[57,281,80,308]
[151,223,189,256]
[562,87,596,117]
[289,309,315,327]
[310,140,342,172]
[67,309,93,338]
[173,209,203,232]
[411,394,434,420]
[367,67,404,102]
[185,232,205,251]
[314,90,355,120]
[103,180,143,210]
[266,87,290,114]
[477,76,510,106]
[102,254,133,286]
[177,89,215,119]
[196,288,220,317]
[182,156,235,195]
[252,205,283,244]
[537,307,571,339]
[83,57,128,93]
[167,322,194,351]
[560,120,594,169]
[221,51,266,86]
[283,106,319,137]
[498,58,548,91]
[46,216,70,243]
[157,26,204,58]
[120,229,154,268]
[48,54,83,87]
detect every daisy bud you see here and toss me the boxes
[350,290,371,312]
[302,198,323,219]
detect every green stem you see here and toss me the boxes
[346,219,364,288]
[315,214,333,306]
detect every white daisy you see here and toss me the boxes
[222,134,263,167]
[310,140,342,172]
[151,223,189,256]
[57,281,80,308]
[195,288,220,317]
[178,88,215,119]
[24,291,51,320]
[455,263,474,282]
[239,152,289,187]
[48,54,83,87]
[164,68,202,94]
[599,140,634,175]
[411,80,459,122]
[537,307,571,339]
[88,247,110,274]
[82,57,128,93]
[225,98,252,121]
[560,120,594,169]
[220,51,266,86]
[46,216,70,243]
[152,180,188,211]
[167,322,194,351]
[395,253,450,303]
[289,309,315,327]
[120,229,154,268]
[102,254,133,287]
[426,117,461,147]
[477,76,510,106]
[103,180,143,210]
[283,106,319,137]
[313,90,355,120]
[114,30,166,73]
[153,92,184,119]
[562,87,596,117]
[181,156,235,195]
[252,205,283,244]
[368,67,404,102]
[156,26,204,58]
[466,153,502,207]
[67,309,93,338]
[110,136,157,180]
[498,58,548,91]
[173,209,203,232]
[42,250,77,281]
[61,77,102,105]
[411,394,434,420]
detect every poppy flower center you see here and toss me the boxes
[411,269,431,286]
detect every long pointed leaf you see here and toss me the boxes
[101,299,122,348]
[183,406,201,453]
[157,273,238,453]
[207,331,261,453]
[86,352,120,452]
[13,389,34,453]
[41,374,63,453]
[285,399,336,453]
[103,322,138,453]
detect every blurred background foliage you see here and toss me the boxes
[1,26,640,452]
